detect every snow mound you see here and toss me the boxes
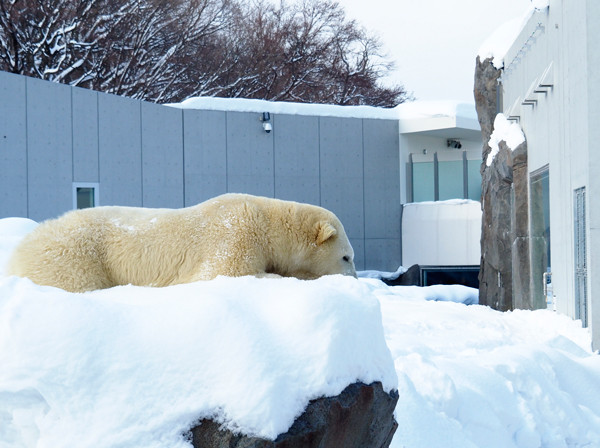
[366,280,600,448]
[0,275,397,448]
[358,266,408,281]
[486,113,526,166]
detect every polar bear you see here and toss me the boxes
[7,194,356,292]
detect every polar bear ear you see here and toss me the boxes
[315,221,337,245]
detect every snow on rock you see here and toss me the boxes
[0,276,396,448]
[486,113,526,166]
[478,1,549,69]
[358,266,408,281]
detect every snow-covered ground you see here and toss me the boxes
[1,218,600,448]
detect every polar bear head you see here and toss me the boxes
[271,205,357,280]
[309,218,357,278]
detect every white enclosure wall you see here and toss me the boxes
[401,200,481,267]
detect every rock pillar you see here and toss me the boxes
[474,56,531,311]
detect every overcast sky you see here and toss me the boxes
[337,0,529,103]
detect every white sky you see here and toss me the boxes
[337,0,530,103]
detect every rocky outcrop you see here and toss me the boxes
[189,382,399,448]
[474,56,530,311]
[384,264,421,286]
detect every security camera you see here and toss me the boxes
[447,139,462,149]
[263,122,272,133]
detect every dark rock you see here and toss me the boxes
[474,56,503,170]
[474,57,532,311]
[189,382,399,448]
[383,264,421,286]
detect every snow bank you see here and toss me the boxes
[364,279,600,448]
[486,113,526,166]
[478,1,549,69]
[2,218,600,448]
[358,265,408,281]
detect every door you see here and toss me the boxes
[574,187,588,327]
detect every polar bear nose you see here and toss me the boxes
[342,256,357,278]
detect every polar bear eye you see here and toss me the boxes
[342,255,351,263]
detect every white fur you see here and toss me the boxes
[7,194,356,292]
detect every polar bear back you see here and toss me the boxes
[7,194,356,292]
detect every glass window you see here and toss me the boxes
[467,159,482,201]
[530,167,551,310]
[412,162,434,202]
[73,182,99,209]
[77,187,95,209]
[438,161,463,200]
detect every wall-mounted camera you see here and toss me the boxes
[447,139,462,149]
[260,112,272,133]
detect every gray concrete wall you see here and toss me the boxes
[0,71,401,271]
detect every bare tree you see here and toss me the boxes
[206,0,409,107]
[0,0,409,106]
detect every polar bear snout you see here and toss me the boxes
[342,255,357,278]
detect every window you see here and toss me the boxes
[467,159,482,201]
[73,182,99,209]
[438,160,463,201]
[408,151,482,203]
[412,162,435,202]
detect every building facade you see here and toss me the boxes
[499,0,600,348]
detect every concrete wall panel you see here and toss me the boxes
[319,117,364,239]
[141,102,184,208]
[364,119,400,239]
[72,87,99,183]
[350,238,365,271]
[183,110,227,206]
[98,93,142,206]
[365,239,402,271]
[226,112,274,197]
[0,73,404,271]
[26,77,72,221]
[0,71,27,217]
[273,114,320,205]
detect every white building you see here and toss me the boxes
[496,0,600,348]
[396,101,482,286]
